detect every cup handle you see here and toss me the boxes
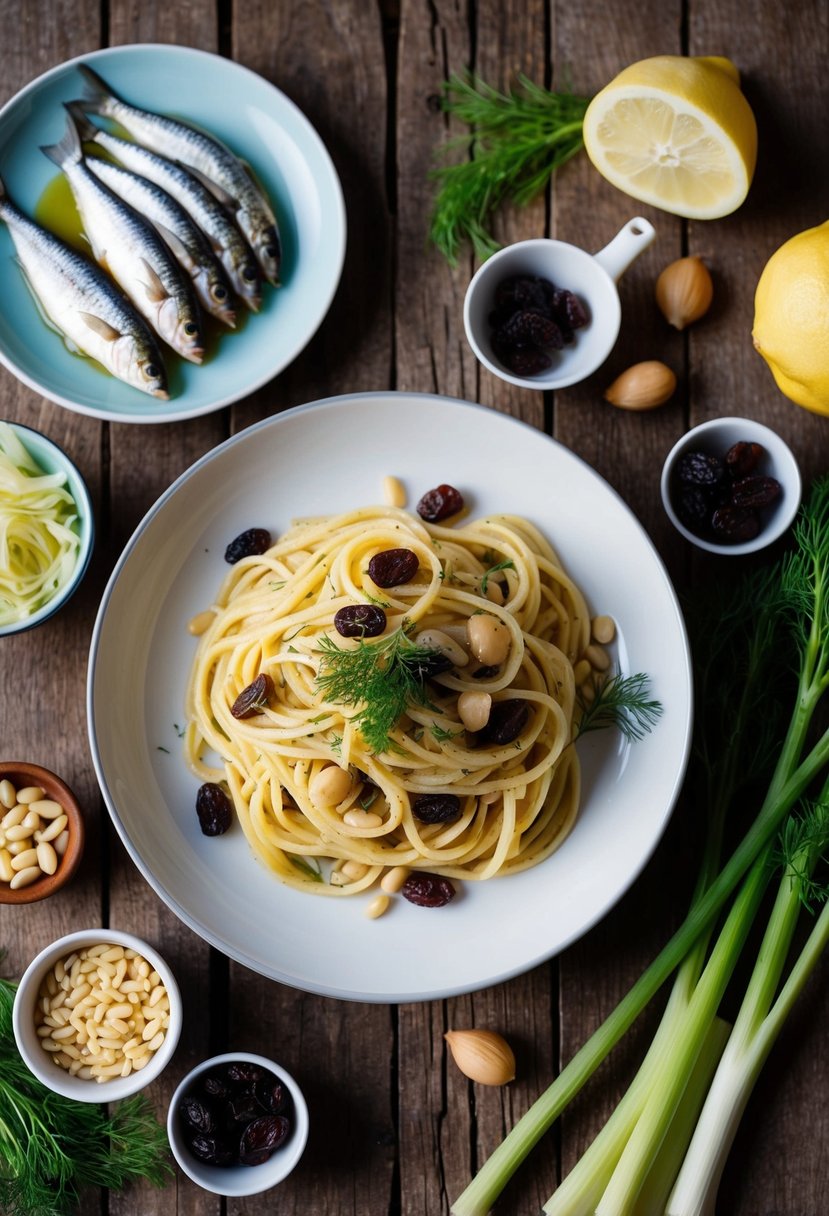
[593,217,656,282]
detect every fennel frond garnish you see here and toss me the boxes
[577,671,663,743]
[315,627,445,754]
[429,73,589,265]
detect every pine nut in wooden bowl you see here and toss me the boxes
[12,928,182,1102]
[0,762,85,904]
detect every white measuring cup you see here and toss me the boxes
[463,217,657,390]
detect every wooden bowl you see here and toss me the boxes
[0,762,85,904]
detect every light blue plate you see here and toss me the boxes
[0,45,346,423]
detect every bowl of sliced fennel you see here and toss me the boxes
[0,422,93,637]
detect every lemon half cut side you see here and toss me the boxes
[583,56,758,220]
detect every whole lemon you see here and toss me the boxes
[753,221,829,415]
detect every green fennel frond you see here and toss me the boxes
[315,628,445,753]
[429,73,589,264]
[576,671,662,743]
[781,476,829,676]
[773,802,829,911]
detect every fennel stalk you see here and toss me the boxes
[451,479,829,1216]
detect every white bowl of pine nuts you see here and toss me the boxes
[0,762,85,904]
[12,928,182,1101]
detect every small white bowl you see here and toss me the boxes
[0,422,94,638]
[661,416,802,555]
[167,1051,309,1196]
[12,928,182,1102]
[463,217,656,390]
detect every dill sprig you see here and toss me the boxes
[0,976,170,1216]
[315,628,446,753]
[577,671,663,743]
[430,73,589,265]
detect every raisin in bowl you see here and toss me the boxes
[660,417,802,556]
[463,220,655,391]
[167,1052,309,1196]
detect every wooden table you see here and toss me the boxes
[1,2,827,1213]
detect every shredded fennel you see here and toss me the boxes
[0,422,81,625]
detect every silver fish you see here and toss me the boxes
[0,176,168,398]
[68,113,236,329]
[63,104,262,313]
[41,116,205,363]
[77,64,281,285]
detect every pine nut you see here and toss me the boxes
[11,848,38,872]
[343,809,383,829]
[573,659,592,685]
[0,849,13,883]
[485,579,505,605]
[329,869,347,885]
[5,823,33,842]
[0,780,16,809]
[7,840,28,855]
[54,830,70,856]
[341,860,369,880]
[382,475,407,507]
[29,799,64,819]
[16,786,44,804]
[10,865,41,889]
[380,866,409,894]
[309,764,353,808]
[36,841,58,875]
[467,614,510,665]
[22,810,41,832]
[585,643,610,672]
[457,691,492,732]
[591,615,616,645]
[365,893,390,919]
[413,628,469,667]
[188,609,216,636]
[38,815,68,843]
[1,804,26,829]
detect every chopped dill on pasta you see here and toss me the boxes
[315,628,447,754]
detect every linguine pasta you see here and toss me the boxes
[184,503,598,897]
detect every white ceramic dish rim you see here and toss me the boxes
[87,390,693,1003]
[0,44,347,424]
[12,927,182,1102]
[0,421,94,637]
[660,415,802,555]
[167,1051,309,1196]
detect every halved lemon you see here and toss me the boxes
[583,56,758,219]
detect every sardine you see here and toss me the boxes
[41,116,205,363]
[63,103,261,313]
[0,176,168,398]
[68,110,236,329]
[77,64,281,285]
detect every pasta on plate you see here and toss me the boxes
[184,502,607,897]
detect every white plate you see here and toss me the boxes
[88,393,692,1002]
[0,45,345,422]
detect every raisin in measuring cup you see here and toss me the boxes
[463,218,656,391]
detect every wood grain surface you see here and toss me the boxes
[1,2,827,1214]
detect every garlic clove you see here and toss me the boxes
[655,255,713,330]
[444,1028,516,1086]
[604,361,677,410]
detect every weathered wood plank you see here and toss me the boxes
[225,4,398,1215]
[395,2,553,1213]
[101,4,226,1214]
[0,10,104,1216]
